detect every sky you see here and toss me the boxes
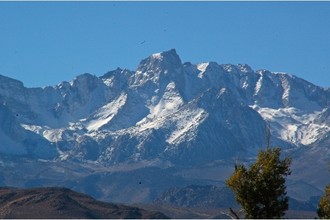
[0,1,330,88]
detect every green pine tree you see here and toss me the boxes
[226,147,292,219]
[318,184,330,218]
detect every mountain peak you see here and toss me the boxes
[137,49,182,73]
[151,48,179,60]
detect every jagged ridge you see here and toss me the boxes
[0,49,330,166]
[1,49,330,206]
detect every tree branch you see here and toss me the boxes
[229,207,240,219]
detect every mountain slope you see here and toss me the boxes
[155,184,317,212]
[0,187,167,219]
[0,49,329,204]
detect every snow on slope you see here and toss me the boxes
[147,82,183,119]
[252,106,330,146]
[134,82,184,132]
[166,108,207,145]
[1,49,330,206]
[85,93,127,131]
[0,49,330,166]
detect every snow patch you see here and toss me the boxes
[43,129,65,142]
[166,109,208,145]
[86,93,127,131]
[103,77,114,87]
[242,80,249,89]
[21,124,44,134]
[197,63,209,78]
[152,53,163,59]
[252,105,330,146]
[137,82,184,127]
[254,72,263,95]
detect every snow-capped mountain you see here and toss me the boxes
[1,49,330,203]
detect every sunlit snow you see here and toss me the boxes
[86,93,127,131]
[252,105,330,145]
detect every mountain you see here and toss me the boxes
[0,49,329,205]
[0,187,167,218]
[155,184,316,212]
[155,185,238,209]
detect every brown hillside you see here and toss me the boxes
[0,187,167,219]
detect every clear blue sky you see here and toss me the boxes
[0,1,330,88]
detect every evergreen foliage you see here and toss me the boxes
[226,147,291,218]
[318,184,330,218]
